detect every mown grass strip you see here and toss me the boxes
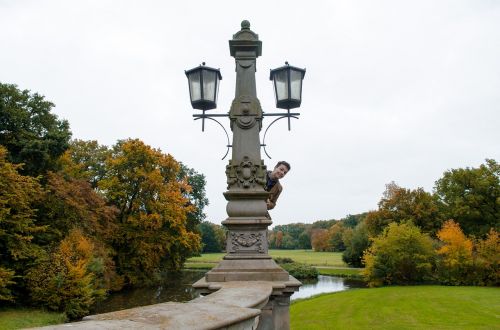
[187,250,346,267]
[291,286,500,330]
[0,308,67,330]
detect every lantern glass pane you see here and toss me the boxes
[188,71,201,102]
[290,69,302,100]
[202,70,216,102]
[273,70,288,101]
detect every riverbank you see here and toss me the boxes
[291,285,500,329]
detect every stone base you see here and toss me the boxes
[203,258,290,282]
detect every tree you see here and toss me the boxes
[99,139,201,284]
[474,228,499,286]
[178,163,209,232]
[198,221,225,253]
[311,229,331,252]
[366,182,444,236]
[0,146,44,300]
[328,222,346,251]
[0,83,71,176]
[58,139,110,189]
[435,159,499,237]
[36,172,119,246]
[363,222,436,287]
[342,222,370,267]
[297,231,312,250]
[27,229,105,319]
[435,220,473,285]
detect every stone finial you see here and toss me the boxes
[241,20,250,30]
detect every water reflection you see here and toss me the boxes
[91,271,365,314]
[291,275,365,301]
[91,270,204,314]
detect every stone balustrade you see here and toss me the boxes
[33,276,300,330]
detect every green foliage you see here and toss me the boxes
[342,222,370,267]
[280,262,319,279]
[58,139,110,189]
[0,267,16,302]
[316,267,363,279]
[178,163,209,231]
[363,222,436,287]
[0,83,71,176]
[435,159,500,237]
[197,221,226,253]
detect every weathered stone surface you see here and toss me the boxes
[30,281,282,330]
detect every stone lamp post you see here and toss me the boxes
[186,20,305,329]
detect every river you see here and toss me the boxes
[91,271,365,314]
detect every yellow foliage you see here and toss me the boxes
[437,220,473,266]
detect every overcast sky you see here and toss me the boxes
[1,1,499,226]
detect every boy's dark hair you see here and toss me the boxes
[275,161,291,171]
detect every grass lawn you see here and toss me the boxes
[0,308,67,330]
[291,286,500,330]
[186,250,346,267]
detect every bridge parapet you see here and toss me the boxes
[32,277,300,330]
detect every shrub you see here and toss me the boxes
[281,262,319,280]
[274,257,294,264]
[363,222,435,287]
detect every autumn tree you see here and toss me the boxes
[311,229,331,252]
[0,146,44,301]
[365,182,444,236]
[435,159,499,237]
[0,83,71,176]
[36,172,119,246]
[27,229,105,319]
[328,222,346,251]
[99,139,201,284]
[363,222,435,287]
[474,228,499,286]
[435,220,474,285]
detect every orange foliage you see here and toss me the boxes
[436,220,474,285]
[311,229,331,252]
[437,220,473,265]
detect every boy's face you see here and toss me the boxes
[271,164,289,180]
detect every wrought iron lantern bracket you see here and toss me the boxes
[193,112,231,160]
[260,111,300,159]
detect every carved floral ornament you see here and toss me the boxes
[230,232,265,253]
[226,157,266,189]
